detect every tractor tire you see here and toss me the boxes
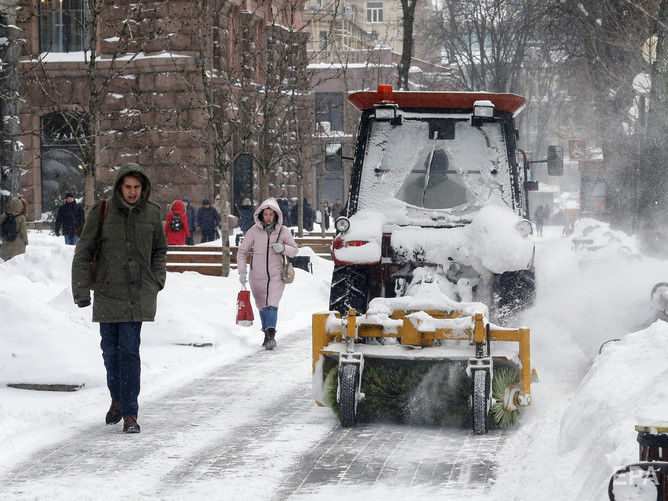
[491,267,536,320]
[329,265,371,316]
[339,364,359,428]
[472,370,489,435]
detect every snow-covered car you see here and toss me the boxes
[330,86,539,320]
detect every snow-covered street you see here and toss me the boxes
[1,224,667,499]
[0,328,505,499]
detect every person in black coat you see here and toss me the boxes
[239,198,255,234]
[302,199,315,232]
[54,192,85,245]
[197,199,221,243]
[277,198,292,227]
[182,197,197,245]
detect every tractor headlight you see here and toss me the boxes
[516,219,533,237]
[335,216,350,233]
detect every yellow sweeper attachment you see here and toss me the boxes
[312,307,535,434]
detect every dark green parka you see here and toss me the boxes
[72,163,167,322]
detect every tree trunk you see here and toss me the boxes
[219,178,231,277]
[297,182,304,237]
[397,0,417,90]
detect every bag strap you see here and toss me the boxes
[93,200,108,252]
[276,225,288,266]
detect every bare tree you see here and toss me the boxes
[547,0,663,242]
[425,0,544,93]
[0,2,23,211]
[17,0,170,213]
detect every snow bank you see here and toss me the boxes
[492,224,668,500]
[558,320,668,499]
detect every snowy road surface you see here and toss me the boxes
[0,329,504,499]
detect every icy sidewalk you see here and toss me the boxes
[0,328,508,500]
[0,332,323,499]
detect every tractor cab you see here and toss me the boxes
[331,85,536,320]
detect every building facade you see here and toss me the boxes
[13,0,312,219]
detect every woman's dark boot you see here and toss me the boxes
[265,327,276,350]
[105,400,122,424]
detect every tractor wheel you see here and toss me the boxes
[472,370,489,435]
[329,265,370,315]
[492,267,536,321]
[339,364,359,428]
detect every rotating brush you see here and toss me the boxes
[490,364,522,428]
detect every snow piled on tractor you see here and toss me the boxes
[392,205,534,273]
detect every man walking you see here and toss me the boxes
[54,192,85,245]
[71,163,167,434]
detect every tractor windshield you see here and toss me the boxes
[357,112,513,225]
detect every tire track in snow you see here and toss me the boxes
[272,424,506,499]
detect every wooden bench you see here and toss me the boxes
[166,237,333,276]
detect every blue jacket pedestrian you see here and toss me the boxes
[197,199,221,243]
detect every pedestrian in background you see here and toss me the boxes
[165,199,190,245]
[236,198,298,350]
[321,201,331,232]
[0,196,28,261]
[277,198,292,227]
[182,197,197,245]
[72,163,167,434]
[533,205,545,237]
[197,198,221,243]
[302,199,315,232]
[54,192,85,245]
[331,199,344,221]
[239,197,255,234]
[213,195,224,218]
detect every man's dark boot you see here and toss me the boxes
[265,327,276,350]
[123,415,140,434]
[105,400,122,425]
[262,329,270,348]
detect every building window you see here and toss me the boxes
[316,93,344,132]
[40,112,88,213]
[39,0,92,53]
[319,31,328,50]
[366,2,383,23]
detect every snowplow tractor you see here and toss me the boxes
[314,85,537,434]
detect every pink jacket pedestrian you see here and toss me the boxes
[237,198,298,349]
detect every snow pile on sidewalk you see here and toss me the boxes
[0,230,331,469]
[558,319,668,500]
[492,224,668,500]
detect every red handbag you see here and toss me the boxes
[236,286,254,326]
